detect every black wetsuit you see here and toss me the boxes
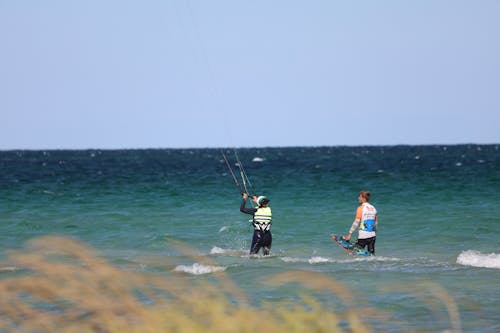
[354,237,376,255]
[240,199,272,255]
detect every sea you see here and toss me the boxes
[1,145,499,332]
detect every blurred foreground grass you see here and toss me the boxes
[0,236,461,332]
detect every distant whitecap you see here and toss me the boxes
[252,157,265,162]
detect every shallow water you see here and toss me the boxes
[1,145,499,332]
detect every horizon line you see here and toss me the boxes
[1,142,499,152]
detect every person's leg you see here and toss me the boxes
[250,231,262,254]
[262,232,272,256]
[355,238,368,251]
[367,237,376,255]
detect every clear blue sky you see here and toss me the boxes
[1,1,499,150]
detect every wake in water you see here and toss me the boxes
[456,250,500,269]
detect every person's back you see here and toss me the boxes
[345,191,378,255]
[240,193,272,255]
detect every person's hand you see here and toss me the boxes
[252,195,258,203]
[242,193,249,200]
[344,234,351,241]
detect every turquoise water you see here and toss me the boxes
[1,145,499,332]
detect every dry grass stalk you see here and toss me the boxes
[0,236,461,333]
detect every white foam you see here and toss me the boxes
[210,246,226,254]
[308,256,330,264]
[280,256,334,264]
[252,157,265,162]
[174,263,226,275]
[218,226,229,232]
[281,256,332,264]
[369,256,401,262]
[281,255,401,264]
[281,257,306,263]
[457,250,500,269]
[210,247,246,256]
[0,266,17,272]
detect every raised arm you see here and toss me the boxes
[240,193,257,215]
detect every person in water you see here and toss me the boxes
[345,190,378,255]
[240,193,272,256]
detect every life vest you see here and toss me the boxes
[253,207,272,232]
[360,203,377,232]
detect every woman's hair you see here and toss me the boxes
[359,190,370,201]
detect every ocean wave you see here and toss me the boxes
[308,256,330,264]
[281,256,332,264]
[370,256,401,262]
[281,256,331,264]
[174,263,226,275]
[210,246,226,254]
[280,255,400,264]
[0,266,17,272]
[280,257,304,263]
[456,250,500,269]
[209,247,247,257]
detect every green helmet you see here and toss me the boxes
[257,196,269,206]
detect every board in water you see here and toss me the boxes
[330,233,371,257]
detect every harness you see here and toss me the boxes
[253,206,272,232]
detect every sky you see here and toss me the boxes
[1,1,499,150]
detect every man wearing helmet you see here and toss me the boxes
[240,193,273,256]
